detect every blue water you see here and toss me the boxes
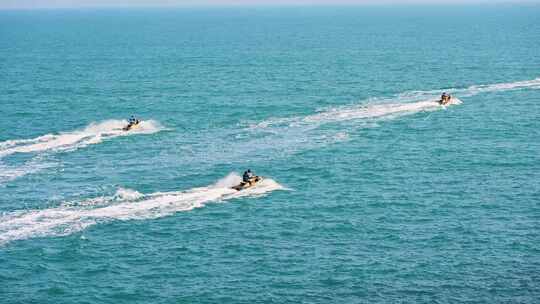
[1,5,540,303]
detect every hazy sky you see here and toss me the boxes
[1,0,538,9]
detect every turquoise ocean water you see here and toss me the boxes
[1,5,540,303]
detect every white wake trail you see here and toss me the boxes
[251,98,462,131]
[303,98,462,125]
[460,77,540,96]
[252,77,540,130]
[0,119,163,159]
[396,77,540,101]
[0,173,284,246]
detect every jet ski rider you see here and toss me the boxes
[243,169,254,183]
[441,92,450,103]
[128,115,139,126]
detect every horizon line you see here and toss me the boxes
[1,1,540,11]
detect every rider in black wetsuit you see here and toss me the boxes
[243,169,254,183]
[441,92,450,103]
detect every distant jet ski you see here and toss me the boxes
[123,116,140,131]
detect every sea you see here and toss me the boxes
[0,5,539,303]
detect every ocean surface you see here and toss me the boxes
[1,5,540,303]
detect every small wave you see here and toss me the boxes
[0,173,284,246]
[0,157,56,184]
[0,119,163,159]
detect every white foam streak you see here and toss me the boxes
[252,98,462,130]
[0,157,56,184]
[0,174,284,246]
[303,99,457,124]
[461,77,540,96]
[0,119,163,158]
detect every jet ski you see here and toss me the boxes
[122,120,140,131]
[232,176,263,191]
